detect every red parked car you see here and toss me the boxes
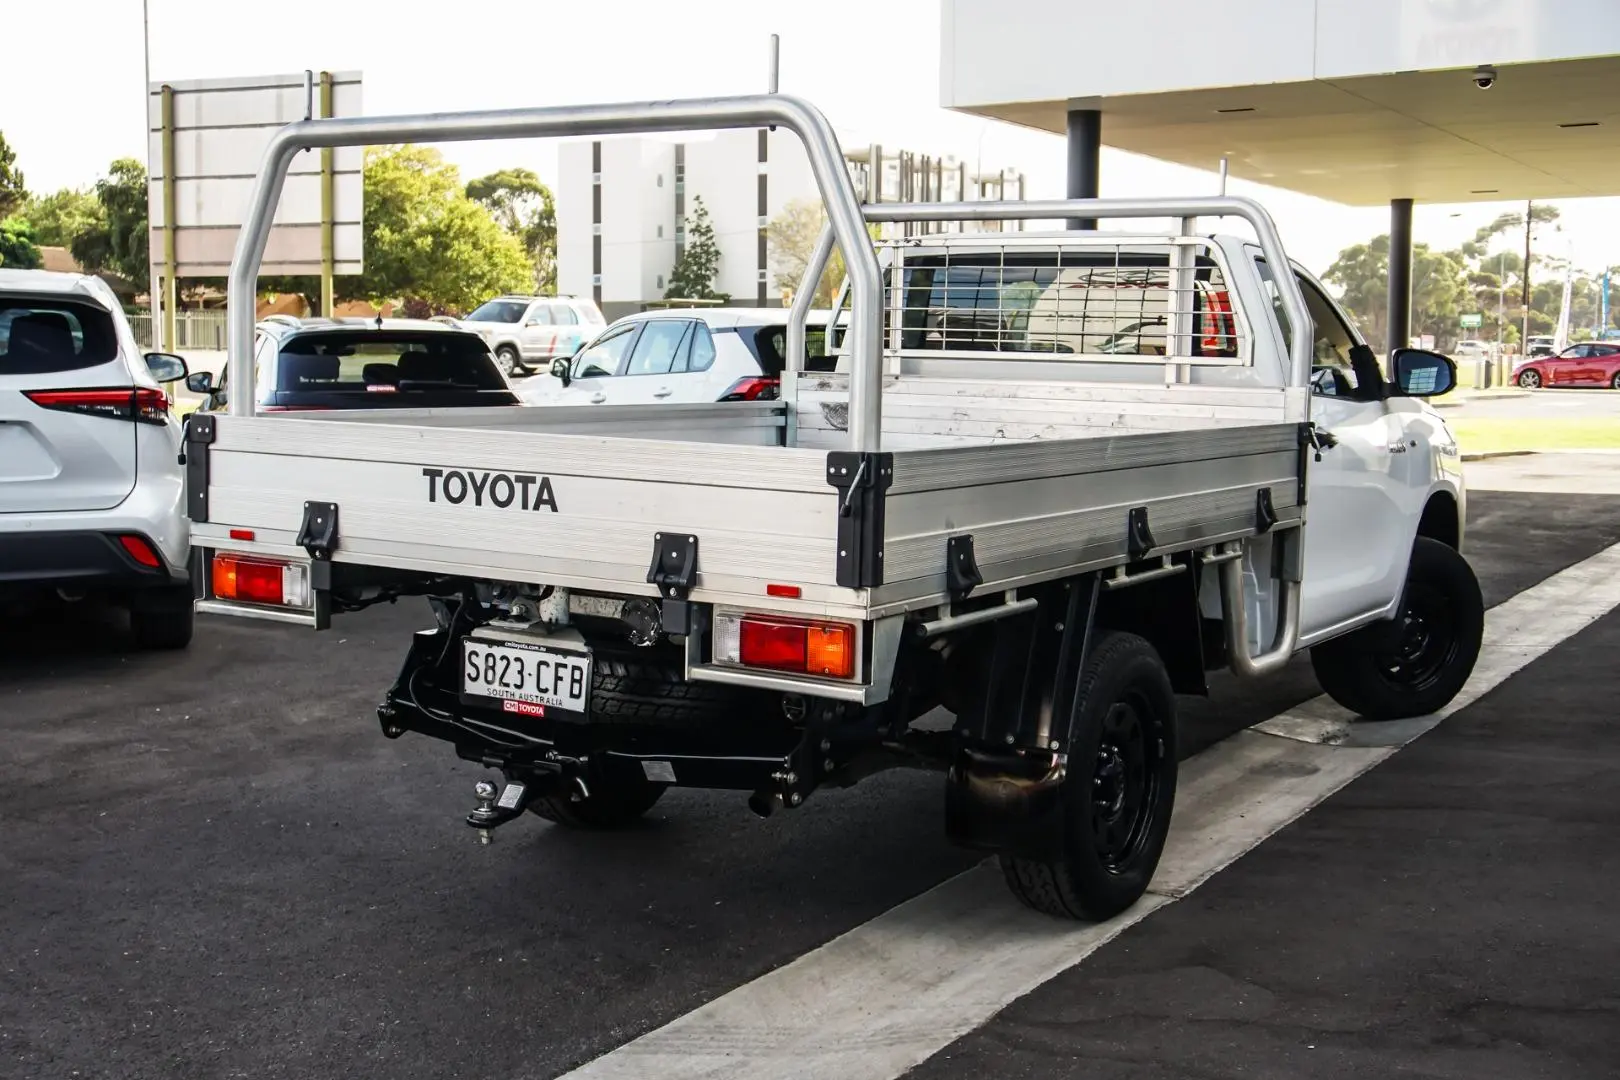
[1513,342,1620,389]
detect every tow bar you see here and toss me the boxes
[466,777,534,843]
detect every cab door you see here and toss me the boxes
[1252,256,1414,642]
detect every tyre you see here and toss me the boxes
[589,647,761,727]
[525,647,761,826]
[999,630,1179,921]
[1517,369,1541,388]
[129,587,195,651]
[494,346,521,377]
[528,774,664,828]
[1311,537,1483,721]
[1610,371,1620,390]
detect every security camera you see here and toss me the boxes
[1473,65,1497,90]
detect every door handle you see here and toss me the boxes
[652,388,672,398]
[589,393,606,404]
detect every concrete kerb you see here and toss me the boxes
[1462,450,1537,462]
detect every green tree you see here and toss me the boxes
[0,132,25,219]
[70,158,149,291]
[1323,235,1469,352]
[767,198,883,307]
[0,216,43,269]
[466,167,556,292]
[666,196,728,301]
[23,187,105,248]
[353,145,533,314]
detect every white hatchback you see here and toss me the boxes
[516,308,835,407]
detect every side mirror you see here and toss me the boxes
[184,370,214,395]
[145,352,189,383]
[1391,348,1456,398]
[550,357,572,386]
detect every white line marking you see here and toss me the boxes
[559,540,1620,1080]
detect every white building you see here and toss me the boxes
[557,129,1028,319]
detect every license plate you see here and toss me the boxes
[462,639,591,715]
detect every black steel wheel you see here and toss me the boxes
[1312,537,1484,720]
[1000,630,1179,921]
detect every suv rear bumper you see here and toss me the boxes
[0,530,187,592]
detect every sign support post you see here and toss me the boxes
[320,70,336,317]
[161,84,178,350]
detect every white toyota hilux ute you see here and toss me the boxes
[0,269,196,649]
[186,94,1482,923]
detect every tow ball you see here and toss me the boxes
[467,777,534,843]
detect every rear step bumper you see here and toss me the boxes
[0,530,185,590]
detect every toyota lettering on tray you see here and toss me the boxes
[422,467,558,512]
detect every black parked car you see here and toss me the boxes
[187,317,521,412]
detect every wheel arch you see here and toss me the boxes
[1417,488,1461,551]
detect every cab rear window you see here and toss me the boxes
[276,332,507,394]
[0,299,118,375]
[895,250,1238,360]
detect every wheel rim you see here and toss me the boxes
[496,351,516,375]
[1089,696,1166,874]
[1521,372,1539,388]
[1378,581,1461,694]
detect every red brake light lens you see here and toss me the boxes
[719,377,779,402]
[25,387,170,424]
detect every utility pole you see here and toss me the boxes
[1521,198,1533,355]
[143,0,163,351]
[1497,250,1506,376]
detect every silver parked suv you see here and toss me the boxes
[456,295,605,376]
[0,270,195,649]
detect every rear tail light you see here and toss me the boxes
[718,377,779,402]
[25,387,169,424]
[1199,289,1236,357]
[713,612,857,680]
[211,553,311,607]
[117,534,163,569]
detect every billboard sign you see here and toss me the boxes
[1459,312,1483,329]
[148,71,363,279]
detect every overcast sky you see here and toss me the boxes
[2,0,1615,276]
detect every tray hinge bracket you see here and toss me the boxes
[826,451,894,589]
[1255,487,1278,533]
[181,414,216,523]
[945,533,983,601]
[647,531,699,635]
[297,501,340,562]
[1127,505,1156,561]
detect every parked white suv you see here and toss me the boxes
[457,295,605,376]
[517,308,838,407]
[0,270,195,649]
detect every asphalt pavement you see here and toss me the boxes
[1448,386,1620,421]
[3,491,1619,1079]
[907,607,1620,1080]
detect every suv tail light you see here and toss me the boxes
[713,612,856,680]
[117,534,163,568]
[718,377,779,402]
[1199,289,1237,357]
[25,387,169,424]
[212,553,311,607]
